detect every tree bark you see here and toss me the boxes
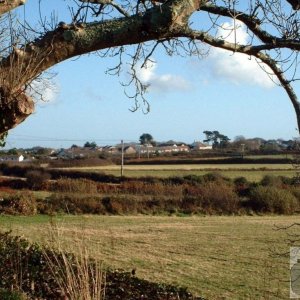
[286,0,300,10]
[0,0,25,15]
[0,90,34,133]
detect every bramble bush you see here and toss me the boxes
[51,178,98,194]
[248,186,299,214]
[25,170,51,190]
[0,192,37,215]
[198,181,240,214]
[39,193,105,214]
[260,175,283,188]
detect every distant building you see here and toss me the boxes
[124,146,137,155]
[0,155,24,162]
[191,142,212,150]
[154,141,190,153]
[156,144,190,153]
[139,144,156,154]
[101,145,119,154]
[56,146,100,159]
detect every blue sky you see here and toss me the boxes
[4,1,299,149]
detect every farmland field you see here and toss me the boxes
[59,163,296,181]
[0,214,298,299]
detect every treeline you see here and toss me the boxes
[0,163,121,183]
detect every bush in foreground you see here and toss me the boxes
[0,289,28,300]
[0,231,202,300]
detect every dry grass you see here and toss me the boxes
[0,215,298,299]
[56,164,296,182]
[43,229,105,300]
[61,163,294,171]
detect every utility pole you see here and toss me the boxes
[121,139,124,177]
[147,144,149,159]
[138,144,141,159]
[241,143,245,159]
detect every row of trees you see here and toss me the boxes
[139,131,299,152]
[82,132,300,151]
[203,131,300,152]
[203,131,230,149]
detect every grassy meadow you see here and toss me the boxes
[0,214,298,299]
[59,163,296,181]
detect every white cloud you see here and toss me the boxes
[135,60,191,93]
[28,78,59,104]
[208,21,276,88]
[136,61,156,83]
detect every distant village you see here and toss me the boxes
[0,135,299,163]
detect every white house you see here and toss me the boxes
[191,142,213,150]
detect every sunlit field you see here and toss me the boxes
[1,214,298,299]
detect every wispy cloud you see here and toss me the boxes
[207,21,276,88]
[83,87,103,102]
[135,61,191,93]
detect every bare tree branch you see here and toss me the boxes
[200,4,300,48]
[78,0,130,17]
[0,0,300,136]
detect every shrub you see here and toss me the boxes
[0,163,27,177]
[291,187,300,202]
[120,181,183,197]
[0,192,37,215]
[52,178,98,194]
[182,175,204,185]
[0,232,196,300]
[180,197,199,214]
[234,177,251,197]
[25,170,51,190]
[39,193,105,214]
[97,183,119,194]
[182,184,202,197]
[0,231,104,299]
[234,177,249,186]
[249,186,299,214]
[198,181,239,214]
[279,176,293,185]
[167,176,186,185]
[102,196,138,214]
[202,172,226,183]
[260,175,283,187]
[0,289,28,300]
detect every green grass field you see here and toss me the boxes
[59,163,296,181]
[0,214,298,299]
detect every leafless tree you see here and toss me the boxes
[1,0,300,138]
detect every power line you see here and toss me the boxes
[7,134,137,143]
